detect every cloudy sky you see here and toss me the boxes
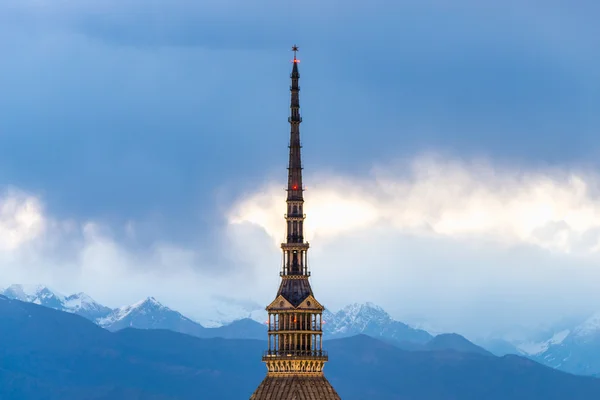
[0,0,599,338]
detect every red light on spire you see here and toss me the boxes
[292,44,300,63]
[292,184,298,190]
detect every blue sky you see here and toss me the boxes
[1,1,600,338]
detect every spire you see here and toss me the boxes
[282,45,309,277]
[250,46,340,400]
[287,44,303,202]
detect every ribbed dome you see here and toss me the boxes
[250,376,341,400]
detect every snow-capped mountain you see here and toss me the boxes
[1,284,111,321]
[476,311,600,376]
[3,284,62,306]
[475,315,587,357]
[324,302,432,344]
[0,284,482,357]
[571,312,600,342]
[14,282,600,376]
[517,330,571,356]
[98,297,207,337]
[0,284,267,339]
[529,312,600,376]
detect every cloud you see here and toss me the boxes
[228,154,600,337]
[0,0,598,233]
[230,154,600,254]
[0,189,46,251]
[0,187,272,325]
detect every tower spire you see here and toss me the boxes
[250,47,340,400]
[287,44,303,203]
[284,44,308,275]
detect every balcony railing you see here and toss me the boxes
[268,328,322,333]
[279,270,311,278]
[262,350,328,360]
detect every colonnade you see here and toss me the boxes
[267,312,324,356]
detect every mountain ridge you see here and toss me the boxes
[1,284,434,344]
[2,297,600,400]
[8,284,600,376]
[0,284,520,358]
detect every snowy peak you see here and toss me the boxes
[98,297,166,328]
[3,284,46,297]
[128,296,165,312]
[64,292,112,320]
[324,302,392,335]
[324,302,432,344]
[98,296,204,336]
[572,312,600,341]
[1,284,111,321]
[339,302,390,321]
[2,284,45,301]
[342,302,389,317]
[65,292,98,309]
[511,311,600,376]
[3,284,65,306]
[517,330,570,356]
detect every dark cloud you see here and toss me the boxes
[0,0,599,239]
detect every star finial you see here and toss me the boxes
[292,45,299,61]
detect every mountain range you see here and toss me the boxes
[0,284,434,344]
[2,284,112,321]
[6,284,600,378]
[2,294,600,400]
